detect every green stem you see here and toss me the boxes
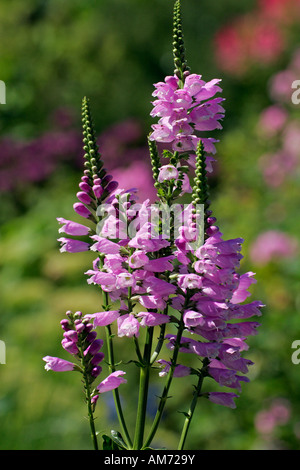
[105,324,133,449]
[150,322,166,365]
[83,371,99,450]
[143,319,185,449]
[76,325,98,451]
[102,284,133,450]
[133,327,154,450]
[177,372,204,450]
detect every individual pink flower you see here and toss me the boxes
[84,310,120,327]
[58,237,90,253]
[73,202,93,219]
[208,392,239,409]
[136,311,170,327]
[157,359,191,377]
[116,272,136,289]
[43,356,75,372]
[97,371,127,393]
[90,235,121,254]
[231,272,257,304]
[117,314,140,338]
[128,250,149,269]
[250,230,298,265]
[57,217,91,236]
[143,256,174,273]
[158,164,179,182]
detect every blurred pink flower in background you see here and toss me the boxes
[112,160,157,202]
[282,122,300,157]
[259,151,298,188]
[214,0,300,76]
[214,13,285,76]
[259,0,300,24]
[269,69,298,102]
[255,398,291,435]
[0,110,158,202]
[258,49,300,187]
[258,105,288,137]
[250,230,298,265]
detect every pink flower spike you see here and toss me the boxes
[97,371,127,393]
[208,392,239,408]
[43,356,75,372]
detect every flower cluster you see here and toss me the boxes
[149,73,224,166]
[45,1,264,450]
[43,310,127,407]
[167,213,264,408]
[53,99,263,416]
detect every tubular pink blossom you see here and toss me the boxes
[43,356,75,372]
[208,392,239,408]
[90,235,121,254]
[73,202,93,219]
[84,310,120,327]
[117,314,140,338]
[58,237,90,253]
[57,218,91,236]
[157,359,191,377]
[158,164,179,182]
[136,311,170,327]
[97,371,127,393]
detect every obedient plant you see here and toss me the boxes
[44,0,264,450]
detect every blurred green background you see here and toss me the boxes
[1,0,300,450]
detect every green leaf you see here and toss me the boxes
[102,434,114,450]
[110,430,127,450]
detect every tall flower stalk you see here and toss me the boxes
[44,0,264,451]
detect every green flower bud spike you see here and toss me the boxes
[81,97,106,183]
[173,0,190,86]
[192,140,210,232]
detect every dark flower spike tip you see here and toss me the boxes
[81,97,106,186]
[148,136,161,195]
[173,0,190,85]
[192,139,210,229]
